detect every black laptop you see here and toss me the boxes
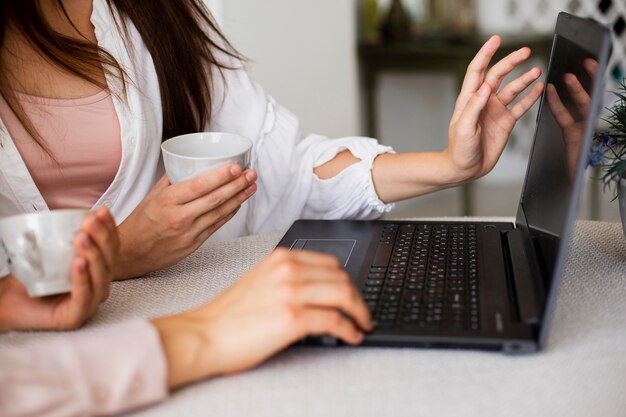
[276,13,612,353]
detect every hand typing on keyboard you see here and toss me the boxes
[151,248,373,388]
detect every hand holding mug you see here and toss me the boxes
[0,208,119,331]
[115,164,257,279]
[115,133,255,280]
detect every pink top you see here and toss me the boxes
[0,90,121,209]
[0,320,168,416]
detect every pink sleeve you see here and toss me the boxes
[0,320,168,417]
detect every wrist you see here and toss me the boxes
[151,310,219,390]
[113,225,151,280]
[112,247,141,281]
[439,149,478,186]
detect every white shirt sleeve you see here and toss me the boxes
[208,58,395,235]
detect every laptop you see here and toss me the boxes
[276,12,613,353]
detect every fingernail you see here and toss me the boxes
[230,165,241,177]
[355,332,364,342]
[479,84,489,97]
[82,235,91,249]
[244,184,256,196]
[245,171,256,182]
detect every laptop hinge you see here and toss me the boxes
[505,229,543,325]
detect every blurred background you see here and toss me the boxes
[205,0,626,222]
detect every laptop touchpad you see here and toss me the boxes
[290,239,356,267]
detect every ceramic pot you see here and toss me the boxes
[619,175,626,239]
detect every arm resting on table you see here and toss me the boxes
[0,320,167,417]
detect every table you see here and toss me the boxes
[1,220,625,417]
[359,36,553,215]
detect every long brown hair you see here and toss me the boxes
[0,0,240,154]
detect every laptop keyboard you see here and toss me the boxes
[363,223,480,332]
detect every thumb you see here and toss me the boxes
[456,83,491,135]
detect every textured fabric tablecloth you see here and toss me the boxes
[1,220,625,417]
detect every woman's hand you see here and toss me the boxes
[445,35,545,181]
[115,164,257,280]
[0,208,119,331]
[368,36,544,204]
[151,248,372,389]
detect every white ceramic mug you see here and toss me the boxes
[0,210,88,297]
[161,132,253,184]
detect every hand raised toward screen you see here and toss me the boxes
[446,35,545,181]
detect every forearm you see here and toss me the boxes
[314,148,468,205]
[0,320,167,417]
[371,150,469,203]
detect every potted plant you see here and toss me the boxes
[589,81,626,238]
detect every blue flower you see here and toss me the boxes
[597,131,614,146]
[587,145,605,167]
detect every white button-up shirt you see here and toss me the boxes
[0,0,394,277]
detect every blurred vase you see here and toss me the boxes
[382,0,412,43]
[451,0,477,35]
[361,0,380,42]
[428,0,448,23]
[426,0,476,35]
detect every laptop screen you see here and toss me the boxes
[517,15,610,294]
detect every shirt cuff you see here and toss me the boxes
[73,320,169,415]
[303,137,395,220]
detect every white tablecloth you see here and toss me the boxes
[2,220,625,417]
